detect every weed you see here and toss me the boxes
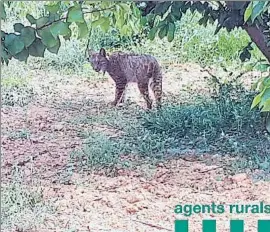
[70,132,122,173]
[70,74,269,175]
[1,81,35,107]
[1,166,55,231]
[6,129,31,140]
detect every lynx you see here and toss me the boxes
[87,48,162,109]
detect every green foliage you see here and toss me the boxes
[142,82,268,157]
[1,167,54,231]
[71,132,121,171]
[249,61,270,124]
[244,1,270,22]
[1,65,35,106]
[0,2,6,20]
[69,76,269,173]
[137,1,270,112]
[1,1,142,64]
[1,79,35,107]
[6,129,31,140]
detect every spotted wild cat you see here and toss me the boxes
[87,48,162,109]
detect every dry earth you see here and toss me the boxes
[1,64,270,232]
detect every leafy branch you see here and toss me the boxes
[1,2,139,65]
[37,6,116,30]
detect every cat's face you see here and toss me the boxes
[88,48,108,73]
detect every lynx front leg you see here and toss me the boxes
[138,83,152,109]
[111,80,127,106]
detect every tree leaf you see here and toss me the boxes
[167,22,175,42]
[38,28,58,48]
[158,25,168,39]
[263,77,270,88]
[141,17,147,26]
[36,17,49,28]
[48,12,61,22]
[14,23,24,33]
[244,2,253,22]
[115,8,125,28]
[251,94,262,109]
[21,27,36,47]
[26,14,36,25]
[4,33,24,55]
[261,88,270,106]
[91,17,110,29]
[261,100,270,112]
[255,63,270,72]
[154,2,171,17]
[28,38,46,57]
[47,37,61,54]
[76,21,88,38]
[251,1,268,22]
[45,2,60,13]
[14,48,29,62]
[50,21,71,38]
[148,27,158,40]
[63,28,72,40]
[67,5,84,23]
[0,2,6,20]
[119,3,130,12]
[171,2,183,20]
[100,17,110,32]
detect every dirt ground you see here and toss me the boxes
[2,64,270,232]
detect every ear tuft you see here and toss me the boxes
[99,48,106,57]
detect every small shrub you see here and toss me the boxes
[70,132,122,170]
[1,167,54,231]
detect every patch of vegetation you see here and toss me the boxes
[71,132,121,170]
[1,167,55,231]
[70,77,269,176]
[6,129,31,140]
[1,77,35,107]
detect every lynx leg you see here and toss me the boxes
[150,74,162,109]
[111,80,127,106]
[138,82,152,109]
[119,88,126,104]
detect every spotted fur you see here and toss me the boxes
[88,48,162,109]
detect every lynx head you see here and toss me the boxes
[87,48,108,74]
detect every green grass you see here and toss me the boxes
[69,77,269,176]
[5,129,31,140]
[1,167,55,231]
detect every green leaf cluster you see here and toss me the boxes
[1,2,90,64]
[1,2,143,64]
[251,62,270,112]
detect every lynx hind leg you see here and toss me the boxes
[119,88,126,104]
[111,81,127,106]
[150,73,162,108]
[138,82,152,109]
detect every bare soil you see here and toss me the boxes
[2,64,269,232]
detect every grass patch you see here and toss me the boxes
[1,65,36,107]
[1,167,54,231]
[70,77,269,176]
[4,129,31,140]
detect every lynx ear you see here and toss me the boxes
[99,48,106,57]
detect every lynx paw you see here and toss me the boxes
[109,101,117,107]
